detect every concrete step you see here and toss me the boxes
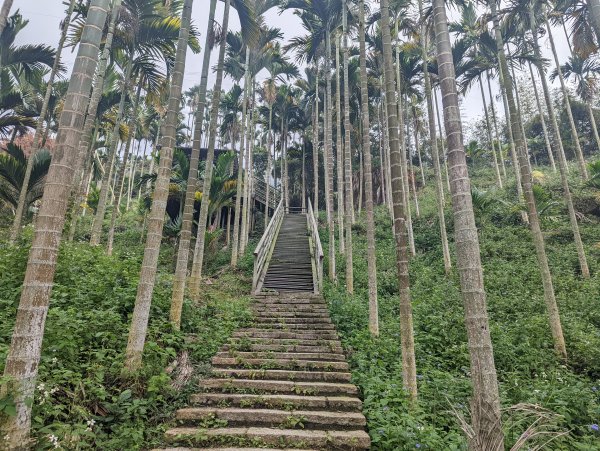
[253,305,329,313]
[221,343,344,354]
[250,323,335,331]
[164,427,370,449]
[226,337,343,348]
[190,393,362,411]
[198,378,359,396]
[155,448,317,451]
[175,407,366,430]
[232,330,338,340]
[252,316,332,325]
[215,351,345,361]
[211,357,349,371]
[212,368,352,383]
[252,311,331,319]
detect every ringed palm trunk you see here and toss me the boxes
[335,35,345,254]
[264,102,274,227]
[342,0,353,292]
[418,0,451,275]
[529,12,590,279]
[9,0,76,243]
[479,77,503,188]
[325,31,336,280]
[358,0,378,335]
[527,61,556,172]
[491,0,567,359]
[231,50,251,267]
[0,2,110,446]
[170,0,217,327]
[123,0,194,372]
[107,83,143,255]
[0,0,13,36]
[486,75,507,178]
[188,0,230,299]
[433,0,504,451]
[313,66,320,215]
[545,18,588,179]
[90,60,133,245]
[240,82,256,255]
[434,90,452,192]
[379,0,417,402]
[432,0,504,447]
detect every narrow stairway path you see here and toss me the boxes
[263,214,313,293]
[156,292,370,450]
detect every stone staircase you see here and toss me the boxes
[156,292,370,450]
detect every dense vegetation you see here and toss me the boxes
[323,167,600,449]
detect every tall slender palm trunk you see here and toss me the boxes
[313,66,320,215]
[342,0,353,292]
[527,62,556,171]
[358,0,378,335]
[379,0,417,402]
[432,0,504,447]
[418,0,451,275]
[325,32,336,281]
[123,0,194,372]
[264,103,274,227]
[171,0,216,324]
[479,78,503,188]
[231,51,251,267]
[9,0,76,243]
[1,2,110,446]
[90,61,133,245]
[188,0,230,298]
[107,84,143,255]
[529,11,590,279]
[335,36,345,254]
[486,75,507,178]
[491,0,567,359]
[545,18,588,179]
[434,91,452,193]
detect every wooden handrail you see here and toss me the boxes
[252,198,284,293]
[307,198,323,293]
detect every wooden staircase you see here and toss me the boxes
[156,293,370,450]
[263,214,314,293]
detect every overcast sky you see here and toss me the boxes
[10,0,571,129]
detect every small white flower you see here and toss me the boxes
[37,383,45,391]
[87,419,96,427]
[3,434,10,441]
[50,387,58,395]
[51,357,58,364]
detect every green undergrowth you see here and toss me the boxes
[0,228,254,450]
[321,166,600,450]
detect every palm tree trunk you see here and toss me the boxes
[231,50,251,266]
[188,0,230,298]
[0,0,13,36]
[9,0,76,243]
[486,75,507,178]
[342,0,353,292]
[241,101,257,253]
[545,18,588,179]
[407,121,421,219]
[123,0,193,372]
[380,0,417,402]
[529,11,590,279]
[169,0,216,322]
[325,30,336,281]
[264,103,273,227]
[479,78,503,187]
[492,0,567,358]
[527,62,556,172]
[432,1,504,447]
[0,2,110,446]
[90,60,133,245]
[313,66,320,215]
[358,0,379,336]
[588,104,600,153]
[302,142,306,210]
[335,35,345,254]
[418,0,451,275]
[434,90,451,193]
[107,83,142,255]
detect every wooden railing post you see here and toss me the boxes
[307,198,324,294]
